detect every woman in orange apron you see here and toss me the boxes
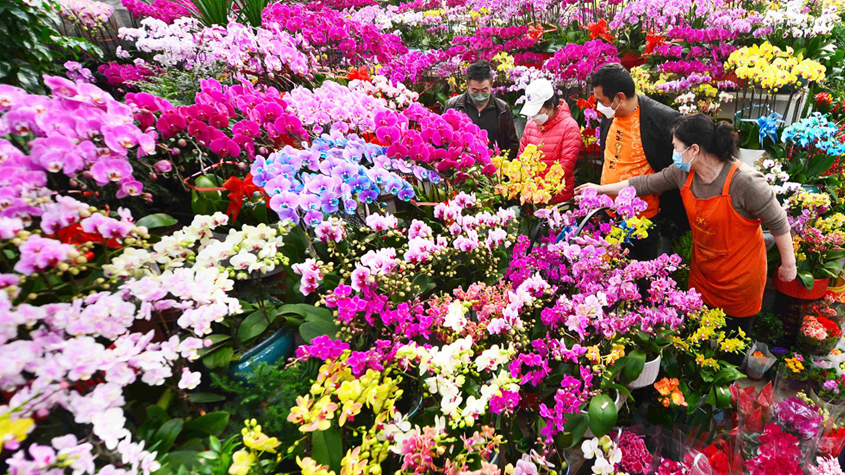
[577,114,797,336]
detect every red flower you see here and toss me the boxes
[645,32,666,55]
[585,19,615,43]
[347,66,370,81]
[816,92,833,105]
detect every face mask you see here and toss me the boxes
[673,146,694,172]
[532,113,549,125]
[596,97,620,119]
[470,92,490,104]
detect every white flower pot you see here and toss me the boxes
[626,354,662,389]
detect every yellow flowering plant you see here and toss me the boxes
[494,144,566,205]
[658,307,749,423]
[725,42,826,92]
[188,419,282,475]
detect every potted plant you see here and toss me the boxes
[777,190,845,295]
[622,328,675,389]
[797,314,842,356]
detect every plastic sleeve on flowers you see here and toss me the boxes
[628,165,682,197]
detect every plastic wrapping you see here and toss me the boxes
[742,343,776,381]
[772,397,825,466]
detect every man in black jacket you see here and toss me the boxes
[444,60,519,160]
[591,63,689,260]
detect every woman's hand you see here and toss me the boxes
[575,183,601,195]
[778,262,797,282]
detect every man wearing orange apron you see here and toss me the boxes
[682,163,767,319]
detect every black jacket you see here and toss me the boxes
[599,94,690,234]
[444,92,519,160]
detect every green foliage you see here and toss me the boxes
[0,0,101,93]
[671,231,693,290]
[749,310,784,346]
[210,361,316,456]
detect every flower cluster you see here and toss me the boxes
[121,0,190,24]
[782,113,845,157]
[493,144,566,204]
[1,78,153,204]
[655,377,687,407]
[126,78,305,162]
[746,424,803,475]
[59,0,113,28]
[98,61,155,87]
[543,40,619,84]
[251,131,421,226]
[725,42,826,91]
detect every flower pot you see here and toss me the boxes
[829,277,845,294]
[627,354,662,389]
[775,274,829,300]
[227,328,295,380]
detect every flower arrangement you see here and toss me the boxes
[58,0,113,28]
[798,314,843,355]
[493,144,566,204]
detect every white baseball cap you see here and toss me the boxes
[519,78,555,117]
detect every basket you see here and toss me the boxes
[775,274,830,300]
[829,277,845,294]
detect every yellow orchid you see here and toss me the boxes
[228,450,255,475]
[495,145,566,204]
[297,456,336,475]
[340,447,368,475]
[0,413,34,447]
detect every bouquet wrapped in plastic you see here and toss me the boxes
[798,314,842,356]
[772,397,825,466]
[743,342,777,381]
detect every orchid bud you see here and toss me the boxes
[149,172,158,181]
[155,160,173,173]
[178,139,187,147]
[170,148,180,156]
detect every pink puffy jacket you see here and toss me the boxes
[518,99,581,203]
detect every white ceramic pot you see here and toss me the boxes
[627,354,662,389]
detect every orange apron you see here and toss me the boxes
[682,163,767,318]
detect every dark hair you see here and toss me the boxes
[591,63,635,99]
[542,91,560,112]
[466,60,493,83]
[672,114,738,162]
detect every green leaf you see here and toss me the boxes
[183,412,229,437]
[554,413,589,449]
[798,272,815,290]
[299,319,339,343]
[312,426,343,473]
[278,304,333,322]
[711,365,746,386]
[187,392,226,404]
[162,451,202,471]
[715,385,732,409]
[621,349,646,384]
[237,310,273,342]
[587,394,617,438]
[152,419,184,454]
[136,213,178,229]
[202,347,234,369]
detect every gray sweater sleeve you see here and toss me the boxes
[628,166,684,196]
[730,165,790,236]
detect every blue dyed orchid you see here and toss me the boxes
[251,132,434,226]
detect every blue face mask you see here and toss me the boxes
[673,146,694,172]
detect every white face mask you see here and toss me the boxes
[532,113,549,125]
[596,97,620,119]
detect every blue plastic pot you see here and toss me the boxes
[227,328,295,380]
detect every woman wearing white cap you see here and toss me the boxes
[517,78,582,203]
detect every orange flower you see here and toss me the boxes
[752,351,765,358]
[654,377,679,396]
[585,19,615,43]
[670,389,688,407]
